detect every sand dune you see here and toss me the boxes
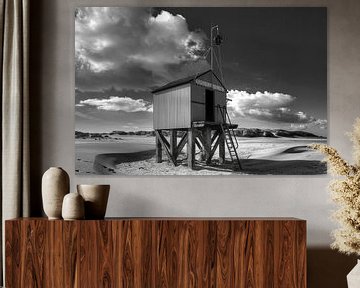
[94,150,156,174]
[75,136,327,175]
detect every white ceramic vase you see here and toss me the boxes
[62,192,85,220]
[42,167,70,219]
[347,259,360,288]
[77,184,110,219]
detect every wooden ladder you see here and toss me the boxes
[219,107,242,170]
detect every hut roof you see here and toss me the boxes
[151,70,226,93]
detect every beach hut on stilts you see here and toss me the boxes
[151,25,242,170]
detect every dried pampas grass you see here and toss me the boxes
[310,118,360,256]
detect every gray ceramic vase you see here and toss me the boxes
[42,167,70,219]
[62,192,85,220]
[77,184,110,219]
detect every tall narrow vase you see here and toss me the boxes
[42,167,70,219]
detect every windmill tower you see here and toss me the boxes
[151,26,242,170]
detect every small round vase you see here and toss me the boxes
[62,192,85,220]
[42,167,70,219]
[77,184,110,219]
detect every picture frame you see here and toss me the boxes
[75,6,327,175]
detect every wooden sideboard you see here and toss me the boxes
[5,218,306,287]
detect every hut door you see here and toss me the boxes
[205,89,215,122]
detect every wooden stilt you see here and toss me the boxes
[176,132,188,159]
[187,128,195,169]
[156,130,162,163]
[209,132,221,160]
[155,124,238,169]
[170,130,177,164]
[195,138,203,151]
[219,129,225,164]
[155,130,175,165]
[203,126,212,164]
[195,130,206,161]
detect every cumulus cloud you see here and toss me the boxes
[227,89,326,128]
[75,7,208,91]
[77,96,153,113]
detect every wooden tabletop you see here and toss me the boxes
[6,216,305,221]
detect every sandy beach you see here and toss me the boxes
[75,135,327,175]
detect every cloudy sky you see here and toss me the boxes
[75,7,327,136]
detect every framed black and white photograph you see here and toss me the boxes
[75,7,327,175]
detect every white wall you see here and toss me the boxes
[30,0,360,250]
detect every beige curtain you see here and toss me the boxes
[0,0,30,284]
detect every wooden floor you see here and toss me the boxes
[5,218,306,288]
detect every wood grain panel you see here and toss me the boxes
[216,220,234,288]
[116,220,154,288]
[80,220,97,288]
[184,220,202,288]
[80,220,115,287]
[296,221,307,287]
[234,221,256,288]
[263,221,275,288]
[63,221,80,288]
[21,219,47,288]
[274,220,300,288]
[6,218,306,288]
[201,221,217,288]
[5,221,21,288]
[156,220,170,287]
[47,220,64,288]
[96,221,113,287]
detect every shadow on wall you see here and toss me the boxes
[308,248,357,288]
[29,0,46,216]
